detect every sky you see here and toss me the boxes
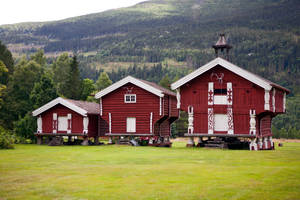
[0,0,148,25]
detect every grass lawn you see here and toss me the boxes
[1,142,300,200]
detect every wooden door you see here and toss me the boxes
[126,117,136,133]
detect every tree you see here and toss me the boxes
[52,53,72,96]
[30,75,58,109]
[0,58,43,129]
[96,72,112,91]
[0,41,14,85]
[64,55,81,99]
[159,74,171,89]
[81,78,95,101]
[0,61,8,108]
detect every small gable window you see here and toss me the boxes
[124,94,136,103]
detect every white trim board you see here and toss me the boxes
[171,57,272,91]
[32,97,88,116]
[95,76,164,99]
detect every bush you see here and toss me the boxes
[0,126,14,149]
[14,113,36,141]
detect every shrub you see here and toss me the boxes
[0,126,14,149]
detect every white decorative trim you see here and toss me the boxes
[37,115,42,133]
[53,113,57,134]
[176,88,181,109]
[100,98,103,116]
[249,110,256,135]
[67,114,72,134]
[95,76,166,99]
[258,138,263,149]
[188,106,194,134]
[269,136,273,148]
[159,97,162,115]
[283,92,286,112]
[208,82,214,105]
[171,57,273,91]
[150,112,153,133]
[272,88,276,112]
[264,137,269,149]
[32,97,88,116]
[109,113,112,133]
[208,108,214,134]
[83,116,89,135]
[264,90,270,110]
[227,107,234,135]
[227,82,233,105]
[250,138,258,151]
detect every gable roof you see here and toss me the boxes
[32,97,100,116]
[171,57,290,93]
[95,76,176,99]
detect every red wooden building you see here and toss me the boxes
[171,57,289,150]
[32,97,100,145]
[95,76,178,145]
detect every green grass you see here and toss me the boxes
[1,142,300,200]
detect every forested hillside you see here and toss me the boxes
[0,0,299,140]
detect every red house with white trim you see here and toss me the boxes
[95,76,178,145]
[32,97,100,144]
[171,57,290,150]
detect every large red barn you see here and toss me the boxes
[171,57,290,150]
[95,76,178,145]
[32,97,100,145]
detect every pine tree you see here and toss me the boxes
[65,55,81,99]
[96,72,112,91]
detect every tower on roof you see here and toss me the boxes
[212,33,232,60]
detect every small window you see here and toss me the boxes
[124,94,136,103]
[214,89,227,95]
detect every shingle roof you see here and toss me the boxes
[65,99,100,115]
[95,76,176,99]
[32,97,100,116]
[137,79,176,96]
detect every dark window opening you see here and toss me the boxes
[214,89,227,95]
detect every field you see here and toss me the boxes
[1,141,300,200]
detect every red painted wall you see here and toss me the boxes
[102,83,160,134]
[41,104,98,137]
[41,104,83,134]
[179,65,268,135]
[101,83,176,136]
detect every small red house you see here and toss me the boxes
[171,57,290,150]
[32,97,100,144]
[95,76,178,145]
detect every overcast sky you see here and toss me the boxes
[0,0,148,25]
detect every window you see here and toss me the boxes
[124,94,136,103]
[126,117,136,132]
[58,116,68,131]
[214,89,227,95]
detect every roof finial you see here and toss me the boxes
[212,33,232,60]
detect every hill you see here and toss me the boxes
[0,0,299,93]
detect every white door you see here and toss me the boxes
[58,116,68,131]
[214,114,228,132]
[126,117,136,132]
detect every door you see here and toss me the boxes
[126,117,136,133]
[214,114,228,132]
[58,116,68,131]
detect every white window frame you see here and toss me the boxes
[126,117,136,133]
[124,94,136,103]
[58,116,68,131]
